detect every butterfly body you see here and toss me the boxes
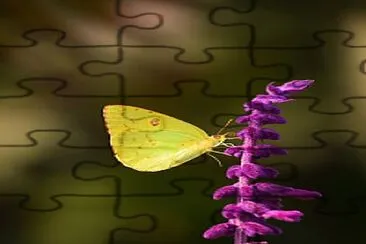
[103,105,226,172]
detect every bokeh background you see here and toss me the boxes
[1,0,366,243]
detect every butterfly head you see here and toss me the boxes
[211,133,228,147]
[211,118,237,147]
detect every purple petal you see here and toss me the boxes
[257,128,280,140]
[222,204,240,216]
[262,210,303,222]
[238,185,256,198]
[242,162,279,179]
[244,101,281,114]
[250,144,287,158]
[235,221,282,237]
[254,183,322,199]
[266,80,314,96]
[253,94,294,104]
[203,223,236,239]
[227,163,279,180]
[244,222,282,236]
[238,201,273,215]
[236,115,251,124]
[237,127,280,141]
[233,152,243,158]
[222,204,246,219]
[226,165,245,179]
[250,113,286,125]
[254,182,299,196]
[238,184,293,199]
[213,185,238,200]
[224,147,243,158]
[222,202,274,219]
[237,126,257,139]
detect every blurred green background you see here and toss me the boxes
[1,0,366,243]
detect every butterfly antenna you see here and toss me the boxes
[216,118,235,135]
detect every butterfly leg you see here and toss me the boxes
[207,152,223,167]
[207,149,234,167]
[209,150,231,156]
[221,142,236,147]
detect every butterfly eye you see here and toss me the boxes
[149,117,161,127]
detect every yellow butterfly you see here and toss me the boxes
[102,105,233,172]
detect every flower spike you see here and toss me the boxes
[203,80,322,244]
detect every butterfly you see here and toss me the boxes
[102,105,235,172]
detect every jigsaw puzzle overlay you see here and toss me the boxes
[1,0,366,243]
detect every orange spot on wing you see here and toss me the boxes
[150,118,160,126]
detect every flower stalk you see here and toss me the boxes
[203,80,322,244]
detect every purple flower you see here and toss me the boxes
[244,101,281,114]
[226,163,279,180]
[224,144,287,159]
[253,182,322,199]
[204,80,322,244]
[231,219,282,237]
[236,113,286,125]
[213,184,237,200]
[266,80,314,96]
[251,144,288,158]
[252,94,294,104]
[237,127,280,141]
[223,201,273,217]
[262,210,303,222]
[203,223,236,239]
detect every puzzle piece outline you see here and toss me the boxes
[0,0,163,47]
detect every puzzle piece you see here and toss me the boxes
[249,31,366,113]
[308,131,366,215]
[119,0,255,62]
[111,178,227,244]
[326,99,366,145]
[0,31,123,96]
[211,1,366,47]
[263,197,365,244]
[82,48,289,96]
[0,0,160,46]
[0,79,122,145]
[0,195,155,244]
[0,130,119,210]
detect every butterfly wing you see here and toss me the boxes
[103,105,210,171]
